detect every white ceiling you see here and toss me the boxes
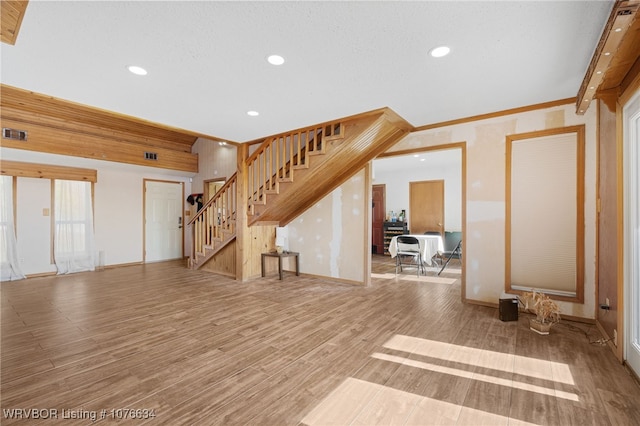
[1,1,612,143]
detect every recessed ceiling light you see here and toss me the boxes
[614,28,622,32]
[218,141,227,146]
[127,65,147,76]
[267,54,285,65]
[413,154,420,158]
[429,46,451,58]
[420,158,426,162]
[596,71,602,75]
[604,52,610,56]
[247,111,259,117]
[589,86,595,90]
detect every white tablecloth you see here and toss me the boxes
[389,234,445,266]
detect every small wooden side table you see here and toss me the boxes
[261,251,300,280]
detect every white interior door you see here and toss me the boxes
[624,90,640,376]
[145,180,183,262]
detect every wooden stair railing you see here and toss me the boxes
[246,121,344,215]
[188,172,237,269]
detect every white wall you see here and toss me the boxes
[287,169,368,284]
[15,178,54,275]
[373,149,462,231]
[388,104,597,318]
[191,138,237,194]
[2,148,194,275]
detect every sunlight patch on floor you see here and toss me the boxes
[371,352,579,402]
[301,377,540,426]
[383,335,575,385]
[370,272,457,285]
[302,333,579,425]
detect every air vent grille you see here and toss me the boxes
[144,152,158,161]
[2,128,27,141]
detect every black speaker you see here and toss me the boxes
[499,298,519,322]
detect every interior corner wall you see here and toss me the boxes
[287,169,367,283]
[1,148,193,275]
[389,104,597,318]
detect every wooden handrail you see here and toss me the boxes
[189,172,237,260]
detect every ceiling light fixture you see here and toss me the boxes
[429,46,451,58]
[267,54,285,65]
[247,111,259,117]
[127,65,148,76]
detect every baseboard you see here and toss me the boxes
[293,272,365,286]
[465,297,597,324]
[596,320,623,362]
[25,271,57,279]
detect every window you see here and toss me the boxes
[53,179,96,274]
[506,126,585,302]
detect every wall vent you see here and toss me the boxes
[144,152,158,161]
[2,128,27,141]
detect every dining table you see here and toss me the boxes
[388,234,445,267]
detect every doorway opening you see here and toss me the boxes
[204,178,227,202]
[371,144,466,300]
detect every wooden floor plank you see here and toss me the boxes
[1,256,639,425]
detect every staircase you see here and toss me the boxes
[247,108,412,225]
[189,107,412,271]
[188,173,237,269]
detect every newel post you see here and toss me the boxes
[235,143,250,281]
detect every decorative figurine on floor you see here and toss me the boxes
[520,290,561,335]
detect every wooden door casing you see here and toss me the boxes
[372,184,386,254]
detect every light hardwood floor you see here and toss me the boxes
[2,256,639,425]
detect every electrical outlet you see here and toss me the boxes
[614,329,617,346]
[606,297,610,307]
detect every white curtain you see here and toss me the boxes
[0,175,25,281]
[54,180,96,274]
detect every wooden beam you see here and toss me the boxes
[0,160,97,182]
[0,117,198,173]
[1,1,28,45]
[576,0,640,115]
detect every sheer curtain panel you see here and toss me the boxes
[0,176,25,281]
[54,180,96,274]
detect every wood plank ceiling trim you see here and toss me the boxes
[576,0,640,114]
[0,0,29,45]
[0,85,201,147]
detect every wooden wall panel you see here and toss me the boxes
[0,117,198,173]
[0,85,199,146]
[597,97,619,341]
[249,225,276,278]
[200,241,236,277]
[1,106,193,153]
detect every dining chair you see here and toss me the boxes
[395,236,424,277]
